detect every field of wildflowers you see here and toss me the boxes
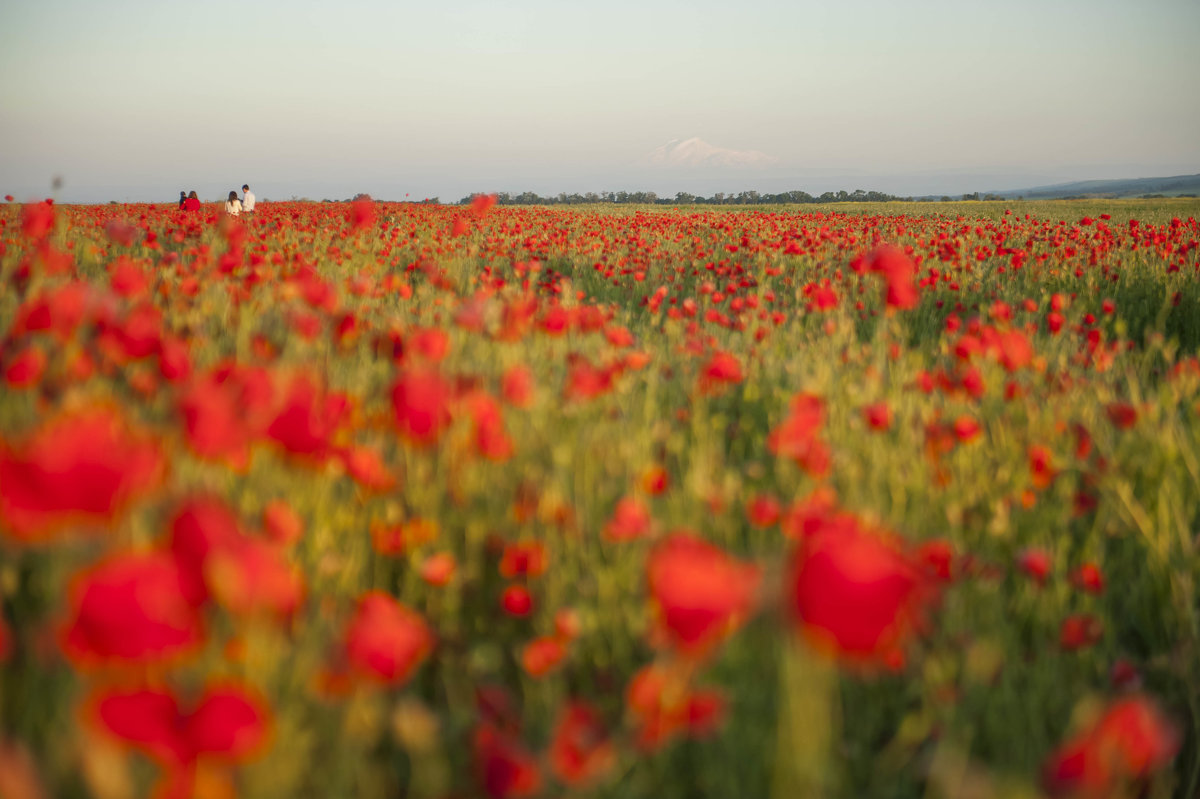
[0,195,1197,799]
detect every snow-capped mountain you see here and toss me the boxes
[647,137,777,168]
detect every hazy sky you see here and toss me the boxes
[2,0,1198,202]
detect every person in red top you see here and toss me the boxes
[183,190,201,211]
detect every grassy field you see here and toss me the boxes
[0,196,1197,799]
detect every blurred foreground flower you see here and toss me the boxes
[0,406,164,542]
[786,508,931,668]
[88,683,270,799]
[646,532,760,658]
[1043,695,1179,798]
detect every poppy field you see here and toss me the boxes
[1,195,1198,799]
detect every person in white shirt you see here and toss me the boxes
[242,184,256,214]
[225,190,242,216]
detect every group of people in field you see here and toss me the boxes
[177,185,255,216]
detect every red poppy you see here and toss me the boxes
[862,402,892,432]
[501,585,534,618]
[1071,563,1105,595]
[349,199,376,232]
[3,346,46,389]
[864,244,919,310]
[604,499,652,542]
[474,723,541,799]
[786,510,928,666]
[501,364,535,408]
[266,374,349,460]
[471,194,498,217]
[646,532,760,657]
[1043,696,1179,797]
[626,662,724,750]
[1017,548,1052,586]
[63,552,203,666]
[90,682,270,796]
[1029,445,1057,489]
[343,591,433,685]
[207,537,305,619]
[499,541,547,579]
[0,406,164,542]
[262,500,304,546]
[168,497,245,606]
[697,350,743,395]
[1106,403,1138,430]
[746,493,782,528]
[767,392,831,477]
[21,201,55,240]
[469,393,515,461]
[1060,614,1103,651]
[178,364,276,469]
[548,702,616,786]
[339,445,398,492]
[392,367,454,448]
[520,636,566,677]
[419,551,457,587]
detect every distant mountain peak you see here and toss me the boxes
[647,137,777,169]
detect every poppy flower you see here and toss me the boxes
[21,201,55,240]
[1029,445,1057,489]
[262,500,304,546]
[862,402,891,432]
[499,541,547,579]
[646,532,760,657]
[640,465,670,496]
[1106,403,1138,430]
[3,346,46,389]
[206,537,305,619]
[501,585,534,618]
[63,552,203,666]
[1043,695,1179,797]
[343,591,433,685]
[339,445,398,492]
[626,662,725,750]
[604,496,653,542]
[1060,614,1103,651]
[786,511,928,666]
[90,682,270,797]
[501,365,535,408]
[697,350,743,395]
[520,636,566,677]
[266,374,349,460]
[746,493,782,528]
[548,702,616,786]
[178,364,276,469]
[1071,563,1105,595]
[168,497,245,606]
[419,551,457,587]
[349,199,376,232]
[0,406,164,542]
[469,393,515,461]
[392,367,453,448]
[864,245,919,310]
[473,723,541,799]
[1017,548,1052,586]
[768,393,831,477]
[471,194,498,217]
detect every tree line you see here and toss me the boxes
[455,189,920,206]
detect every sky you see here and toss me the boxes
[1,0,1198,203]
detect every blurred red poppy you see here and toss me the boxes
[646,532,760,657]
[0,406,164,542]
